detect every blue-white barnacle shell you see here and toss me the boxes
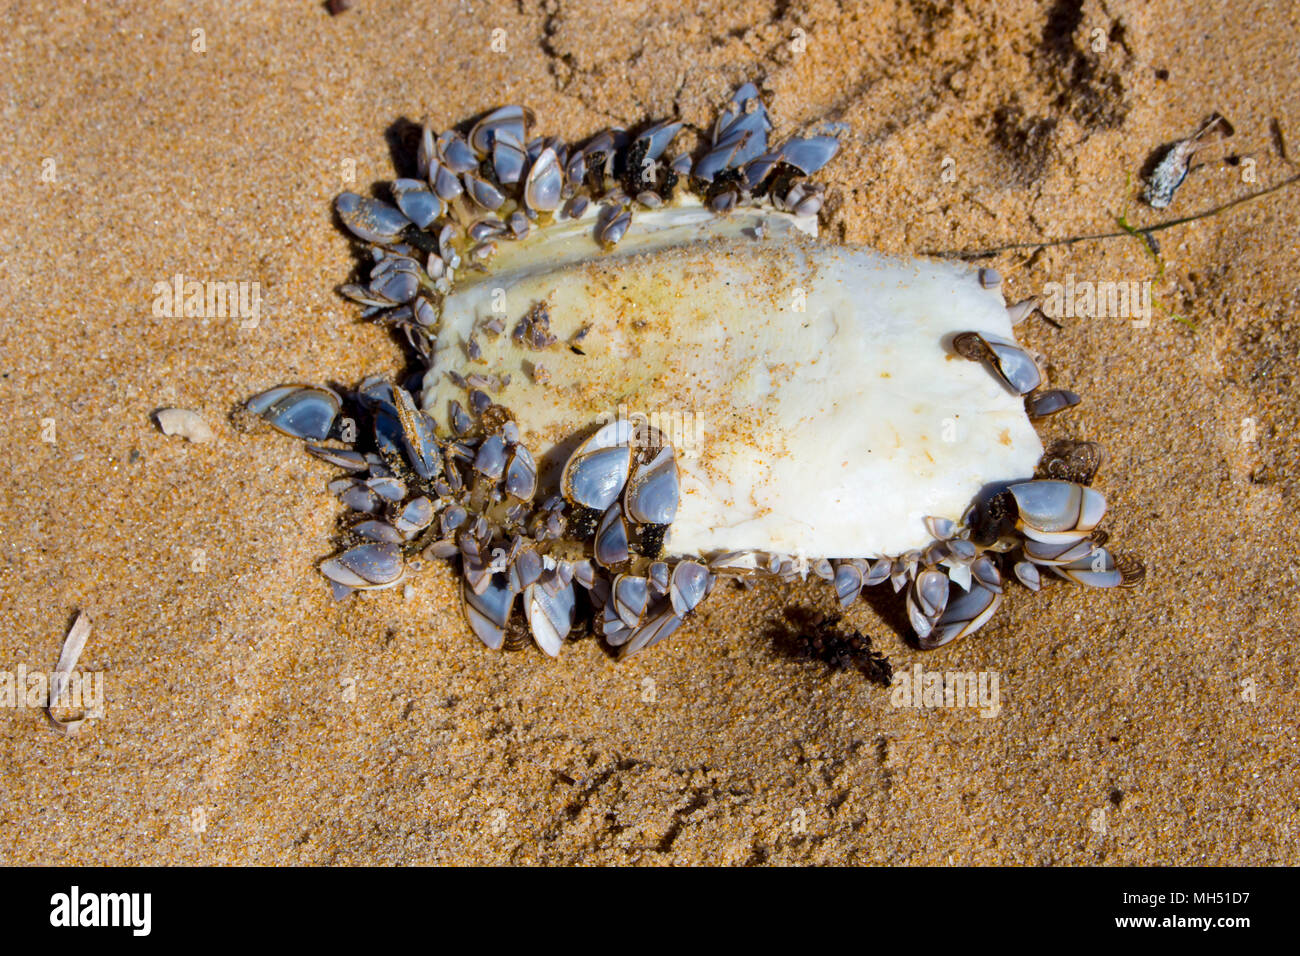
[448,400,473,436]
[624,445,678,526]
[524,580,576,656]
[461,574,515,650]
[473,434,507,479]
[390,386,441,480]
[339,481,381,515]
[577,129,615,168]
[834,561,864,606]
[778,136,841,175]
[620,606,683,659]
[509,549,544,592]
[469,105,533,154]
[1052,546,1123,588]
[1026,388,1081,418]
[560,420,635,511]
[955,331,1043,395]
[320,542,404,589]
[635,120,684,162]
[436,130,479,174]
[984,337,1042,395]
[469,218,508,242]
[335,192,411,244]
[432,163,465,201]
[719,111,769,169]
[710,190,739,214]
[970,554,1003,594]
[339,282,401,308]
[356,382,404,463]
[864,558,893,587]
[668,561,711,618]
[907,569,951,640]
[524,147,563,212]
[440,505,468,535]
[504,443,537,501]
[366,475,407,502]
[306,445,368,471]
[692,130,751,182]
[392,497,435,537]
[742,152,782,189]
[412,296,438,328]
[713,81,763,141]
[1008,480,1106,544]
[368,255,422,304]
[366,399,403,462]
[463,173,506,211]
[390,178,443,229]
[248,384,340,441]
[564,148,589,186]
[593,503,630,568]
[601,601,634,646]
[613,574,650,628]
[1022,537,1096,566]
[530,136,568,167]
[562,194,590,221]
[1013,560,1043,591]
[493,140,528,185]
[352,519,405,545]
[924,516,958,540]
[922,582,1001,649]
[648,561,670,595]
[356,376,396,407]
[596,208,632,245]
[245,384,299,415]
[417,125,436,179]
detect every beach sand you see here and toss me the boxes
[1,0,1296,864]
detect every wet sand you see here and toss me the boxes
[1,0,1297,864]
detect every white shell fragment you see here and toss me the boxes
[154,407,214,443]
[47,611,95,736]
[424,203,1043,559]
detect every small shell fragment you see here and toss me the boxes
[1142,115,1230,210]
[46,611,96,736]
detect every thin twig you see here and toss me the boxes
[922,172,1300,260]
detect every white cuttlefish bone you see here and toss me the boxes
[425,201,1041,559]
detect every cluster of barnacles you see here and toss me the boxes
[819,440,1143,650]
[245,379,717,658]
[329,83,841,364]
[246,373,1141,657]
